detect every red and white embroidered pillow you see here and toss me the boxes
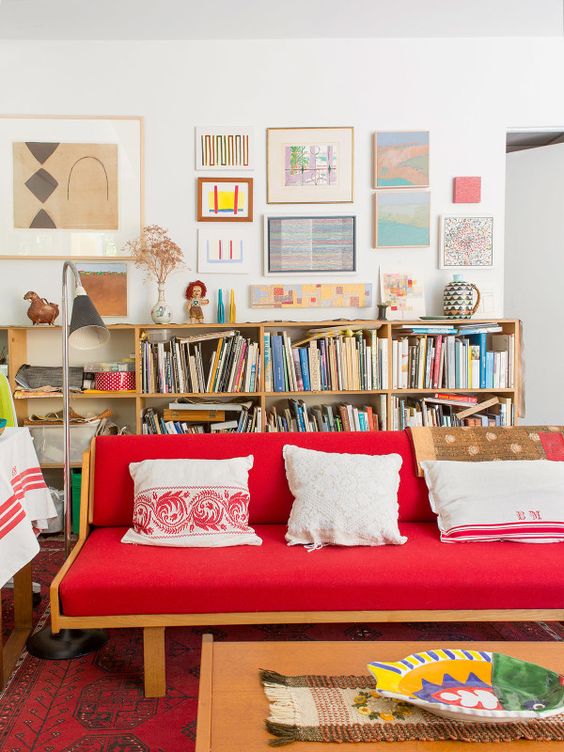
[421,460,564,543]
[121,456,262,547]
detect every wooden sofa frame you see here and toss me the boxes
[50,442,564,697]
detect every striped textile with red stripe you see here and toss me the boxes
[0,466,47,542]
[442,521,564,543]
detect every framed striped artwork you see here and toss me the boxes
[264,215,356,275]
[196,126,254,170]
[197,228,254,274]
[197,177,253,222]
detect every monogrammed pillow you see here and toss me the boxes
[421,460,564,543]
[121,457,262,547]
[284,445,406,547]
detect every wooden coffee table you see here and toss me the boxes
[195,636,564,751]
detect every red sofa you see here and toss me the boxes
[51,431,564,697]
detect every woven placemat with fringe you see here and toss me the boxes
[260,670,564,746]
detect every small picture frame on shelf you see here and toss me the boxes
[264,215,356,275]
[197,177,253,222]
[440,215,494,269]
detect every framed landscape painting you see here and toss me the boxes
[197,177,253,222]
[440,215,494,269]
[267,127,354,204]
[264,215,356,274]
[374,191,430,248]
[373,131,429,188]
[197,227,254,274]
[76,262,128,316]
[0,115,143,259]
[196,126,254,170]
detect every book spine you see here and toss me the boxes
[271,335,285,392]
[264,333,273,392]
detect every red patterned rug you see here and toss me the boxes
[1,540,563,752]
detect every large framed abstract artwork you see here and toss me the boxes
[440,215,494,269]
[374,191,430,248]
[250,283,373,309]
[264,215,356,275]
[196,126,254,170]
[197,228,254,274]
[267,127,354,204]
[0,115,143,259]
[373,131,430,188]
[197,177,253,222]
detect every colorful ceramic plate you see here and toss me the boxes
[368,648,564,723]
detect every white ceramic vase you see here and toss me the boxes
[151,282,172,325]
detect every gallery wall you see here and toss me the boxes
[505,141,564,423]
[0,37,563,327]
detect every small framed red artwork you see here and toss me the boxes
[453,176,481,203]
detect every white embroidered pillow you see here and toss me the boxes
[283,445,406,547]
[121,456,262,547]
[421,459,564,543]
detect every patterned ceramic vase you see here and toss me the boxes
[443,275,481,319]
[151,283,172,325]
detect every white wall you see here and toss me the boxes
[505,142,564,423]
[0,38,564,328]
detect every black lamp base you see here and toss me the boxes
[26,626,107,660]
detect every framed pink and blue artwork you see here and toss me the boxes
[373,131,430,189]
[197,228,253,274]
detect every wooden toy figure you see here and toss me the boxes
[185,280,209,323]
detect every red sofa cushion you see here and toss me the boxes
[59,523,564,617]
[91,431,432,527]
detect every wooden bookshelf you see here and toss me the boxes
[1,319,522,447]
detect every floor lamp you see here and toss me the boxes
[27,261,110,659]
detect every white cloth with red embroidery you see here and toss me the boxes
[0,428,57,586]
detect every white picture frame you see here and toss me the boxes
[195,126,254,171]
[0,115,143,259]
[439,215,494,269]
[197,227,254,274]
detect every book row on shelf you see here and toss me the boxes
[140,330,260,394]
[391,324,514,390]
[264,328,389,393]
[391,394,514,430]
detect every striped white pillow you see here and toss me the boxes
[421,460,564,543]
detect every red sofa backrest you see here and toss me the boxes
[91,431,432,527]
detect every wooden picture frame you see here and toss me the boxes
[373,130,430,189]
[263,215,356,275]
[267,127,354,204]
[0,114,143,259]
[197,177,253,222]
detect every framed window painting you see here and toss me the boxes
[197,228,254,274]
[264,215,356,275]
[440,215,494,269]
[267,127,354,204]
[373,130,430,189]
[0,115,143,259]
[197,177,253,222]
[374,191,430,248]
[196,126,254,170]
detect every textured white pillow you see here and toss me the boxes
[283,445,406,547]
[121,456,262,547]
[421,460,564,543]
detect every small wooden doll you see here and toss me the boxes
[185,280,209,324]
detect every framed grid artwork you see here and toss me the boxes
[264,215,356,275]
[440,215,494,269]
[267,127,354,204]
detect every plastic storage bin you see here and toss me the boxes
[29,421,100,465]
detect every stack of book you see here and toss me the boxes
[392,323,514,390]
[140,330,260,394]
[391,392,513,429]
[142,400,263,434]
[265,397,386,432]
[264,328,388,393]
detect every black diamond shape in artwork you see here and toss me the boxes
[30,209,56,228]
[25,168,58,203]
[25,141,60,164]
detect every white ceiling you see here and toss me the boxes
[0,0,562,40]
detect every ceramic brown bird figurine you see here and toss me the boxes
[23,291,60,325]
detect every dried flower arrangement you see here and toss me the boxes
[125,224,184,284]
